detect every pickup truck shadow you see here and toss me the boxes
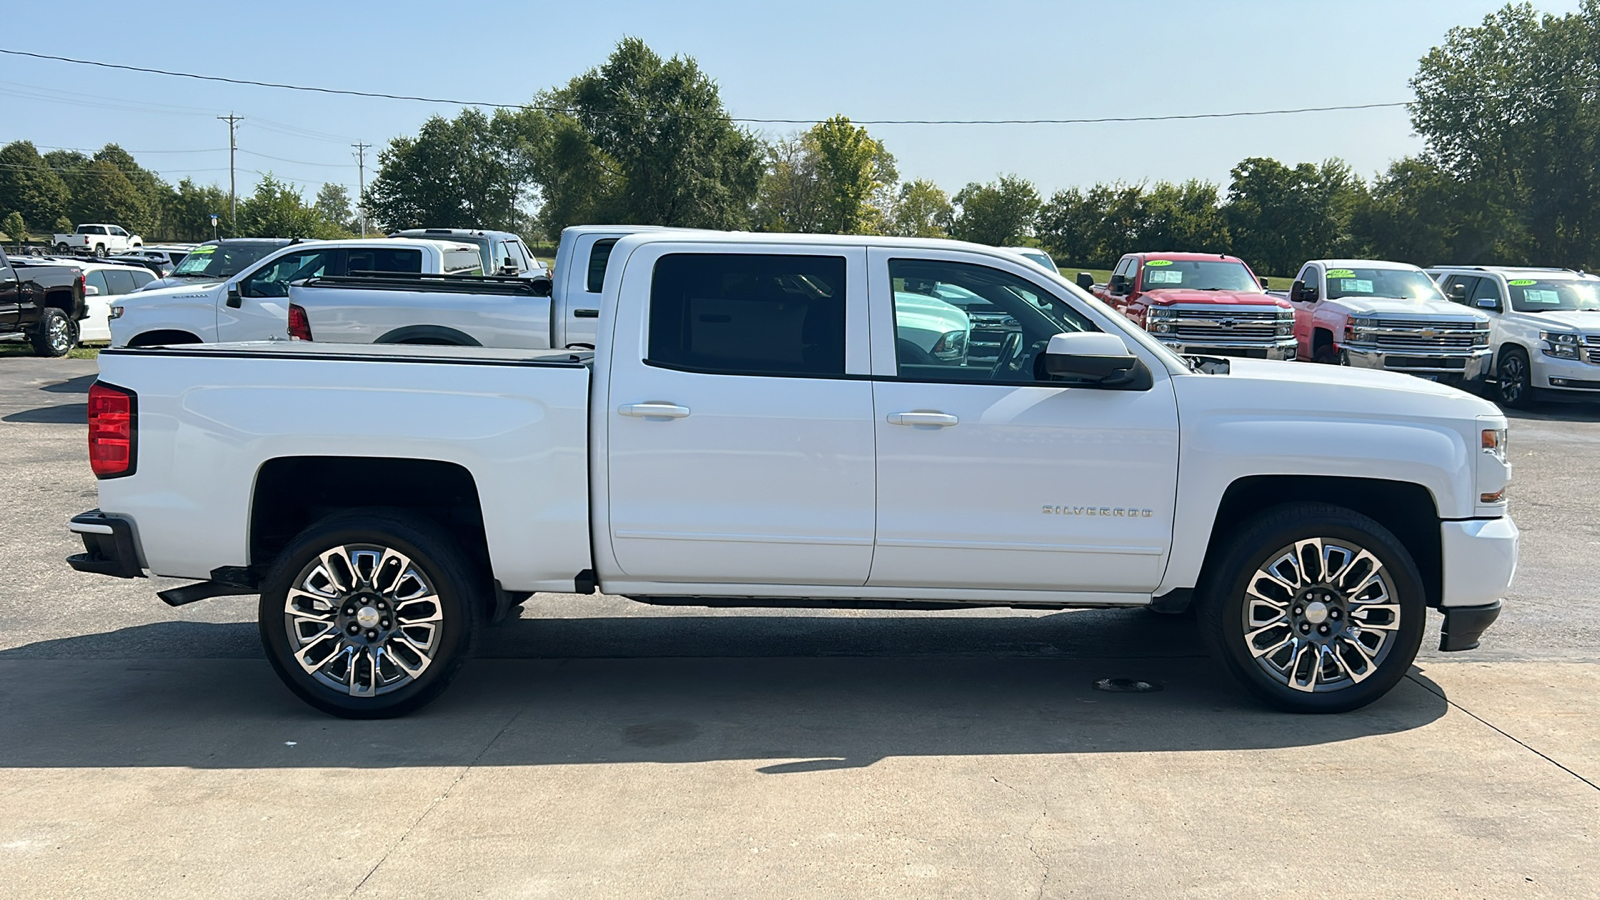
[3,402,86,424]
[40,373,95,394]
[0,610,1449,770]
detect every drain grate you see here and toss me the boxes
[1093,677,1164,693]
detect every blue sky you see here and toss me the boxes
[1,0,1584,208]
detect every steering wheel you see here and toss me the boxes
[990,330,1026,379]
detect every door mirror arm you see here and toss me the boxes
[226,283,243,308]
[1040,332,1154,391]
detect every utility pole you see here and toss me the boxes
[218,113,243,234]
[352,141,370,237]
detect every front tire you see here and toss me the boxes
[1199,503,1425,713]
[31,307,77,356]
[1496,347,1535,409]
[258,511,482,718]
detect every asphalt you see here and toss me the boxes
[1,357,1596,898]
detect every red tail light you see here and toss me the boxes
[287,303,313,341]
[87,382,137,478]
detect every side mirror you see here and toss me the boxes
[1476,297,1500,311]
[1448,283,1468,302]
[226,283,242,308]
[1075,272,1095,290]
[1108,274,1129,294]
[1259,277,1270,289]
[1041,332,1152,389]
[83,284,101,296]
[528,274,553,298]
[499,256,519,276]
[1291,280,1319,302]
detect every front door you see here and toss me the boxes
[604,245,876,586]
[0,256,20,332]
[867,250,1180,595]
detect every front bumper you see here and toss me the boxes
[1157,337,1297,360]
[1346,346,1492,381]
[1533,352,1600,394]
[67,509,144,578]
[1437,516,1517,650]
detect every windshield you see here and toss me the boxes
[1325,267,1444,302]
[1506,278,1600,313]
[1140,259,1261,293]
[170,243,283,279]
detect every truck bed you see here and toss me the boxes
[95,342,594,592]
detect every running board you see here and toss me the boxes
[157,581,257,607]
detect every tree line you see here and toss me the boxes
[5,3,1597,275]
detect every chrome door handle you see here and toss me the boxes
[887,411,958,427]
[618,402,690,419]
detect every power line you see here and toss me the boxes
[0,46,1412,126]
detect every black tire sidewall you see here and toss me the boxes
[32,308,75,357]
[1498,348,1532,409]
[258,512,481,719]
[1202,504,1426,713]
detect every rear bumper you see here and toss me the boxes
[1156,337,1297,360]
[67,509,144,578]
[1346,346,1492,381]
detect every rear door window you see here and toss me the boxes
[241,249,338,297]
[587,239,619,293]
[85,271,110,295]
[342,248,423,275]
[647,253,847,377]
[103,269,138,294]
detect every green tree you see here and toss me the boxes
[364,108,522,232]
[810,115,896,234]
[950,175,1040,246]
[1139,180,1232,254]
[510,38,765,235]
[163,178,232,241]
[314,183,354,232]
[93,144,172,236]
[0,141,71,230]
[239,174,342,239]
[755,135,824,233]
[886,179,954,238]
[1223,157,1365,275]
[1409,1,1600,267]
[66,160,151,236]
[3,210,28,250]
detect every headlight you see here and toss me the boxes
[930,329,967,360]
[1146,307,1176,319]
[1540,330,1581,359]
[108,306,124,320]
[1349,317,1378,329]
[1479,426,1509,504]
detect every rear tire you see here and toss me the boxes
[93,243,106,257]
[258,511,483,719]
[54,242,69,254]
[31,307,77,357]
[1199,502,1425,713]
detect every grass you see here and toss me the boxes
[0,341,101,359]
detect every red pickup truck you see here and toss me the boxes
[1095,252,1297,360]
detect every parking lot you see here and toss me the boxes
[1,357,1596,898]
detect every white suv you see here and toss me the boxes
[1428,266,1600,407]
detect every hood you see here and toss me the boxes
[121,280,225,302]
[1507,308,1600,332]
[1186,356,1501,420]
[1333,296,1488,321]
[1142,288,1290,309]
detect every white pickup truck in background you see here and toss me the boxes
[108,238,484,347]
[54,224,142,257]
[69,231,1517,720]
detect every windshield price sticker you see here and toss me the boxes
[1524,289,1561,305]
[1145,260,1173,266]
[1340,279,1376,293]
[1508,279,1537,286]
[1326,268,1357,279]
[1147,269,1184,284]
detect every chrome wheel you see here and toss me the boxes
[283,544,445,697]
[1241,538,1401,693]
[47,314,71,355]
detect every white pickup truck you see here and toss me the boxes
[54,224,143,257]
[1428,266,1600,407]
[108,238,484,347]
[68,232,1518,719]
[1282,259,1493,386]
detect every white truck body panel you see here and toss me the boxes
[89,233,1516,612]
[290,281,555,349]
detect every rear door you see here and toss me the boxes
[601,243,877,587]
[0,254,20,331]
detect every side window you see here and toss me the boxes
[1295,266,1317,289]
[442,248,484,275]
[587,239,618,293]
[129,269,154,289]
[1469,277,1501,307]
[103,269,137,294]
[85,271,109,296]
[647,253,847,377]
[344,248,422,275]
[889,258,1096,385]
[240,249,336,297]
[510,239,534,271]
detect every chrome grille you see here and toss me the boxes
[1160,307,1285,344]
[1361,318,1486,352]
[966,313,1018,364]
[1587,334,1600,365]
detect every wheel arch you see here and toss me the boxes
[1198,475,1443,609]
[249,456,494,611]
[374,325,481,346]
[127,329,203,347]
